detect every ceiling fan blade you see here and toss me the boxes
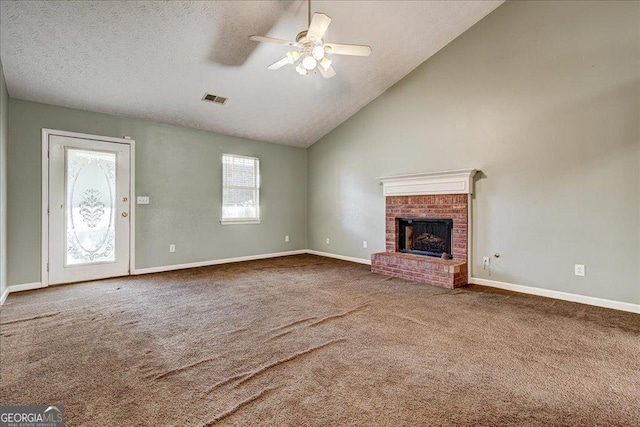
[324,43,372,57]
[318,65,336,79]
[307,13,332,42]
[267,57,290,70]
[249,35,299,47]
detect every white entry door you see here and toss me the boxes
[48,134,131,285]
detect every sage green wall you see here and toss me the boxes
[308,1,640,304]
[7,99,307,286]
[0,61,8,297]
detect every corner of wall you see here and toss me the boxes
[304,146,310,250]
[0,59,9,300]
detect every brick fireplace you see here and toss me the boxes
[371,170,477,289]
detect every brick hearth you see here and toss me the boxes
[371,252,468,288]
[371,194,469,289]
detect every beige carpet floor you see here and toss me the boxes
[1,254,639,426]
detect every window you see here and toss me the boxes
[221,154,260,223]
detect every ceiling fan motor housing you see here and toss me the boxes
[296,30,308,42]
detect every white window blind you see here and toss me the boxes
[221,154,260,223]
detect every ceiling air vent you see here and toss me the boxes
[202,93,227,105]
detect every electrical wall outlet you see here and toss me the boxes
[326,238,330,245]
[137,196,150,204]
[169,244,176,253]
[363,240,368,249]
[575,264,585,277]
[285,235,289,243]
[482,256,490,269]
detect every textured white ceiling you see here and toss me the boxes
[0,1,503,148]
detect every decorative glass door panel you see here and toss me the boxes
[49,134,131,285]
[66,149,117,266]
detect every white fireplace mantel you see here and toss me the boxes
[377,169,478,196]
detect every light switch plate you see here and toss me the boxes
[137,196,150,204]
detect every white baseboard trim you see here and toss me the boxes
[8,282,45,293]
[1,282,46,305]
[470,277,640,314]
[132,250,308,275]
[307,250,371,265]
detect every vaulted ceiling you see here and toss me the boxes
[0,1,502,147]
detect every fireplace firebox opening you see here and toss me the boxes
[397,218,454,258]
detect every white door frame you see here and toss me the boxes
[41,129,136,287]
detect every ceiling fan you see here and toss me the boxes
[249,0,372,78]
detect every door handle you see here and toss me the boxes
[122,212,128,217]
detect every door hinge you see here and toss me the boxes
[47,263,49,272]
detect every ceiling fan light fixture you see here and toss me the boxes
[296,63,308,75]
[286,51,301,64]
[250,3,372,79]
[312,45,325,60]
[320,57,332,71]
[302,55,317,70]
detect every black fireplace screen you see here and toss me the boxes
[397,218,453,258]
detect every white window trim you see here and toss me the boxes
[220,219,262,225]
[221,154,260,225]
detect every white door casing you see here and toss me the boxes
[45,131,133,285]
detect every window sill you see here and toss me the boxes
[220,219,262,225]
